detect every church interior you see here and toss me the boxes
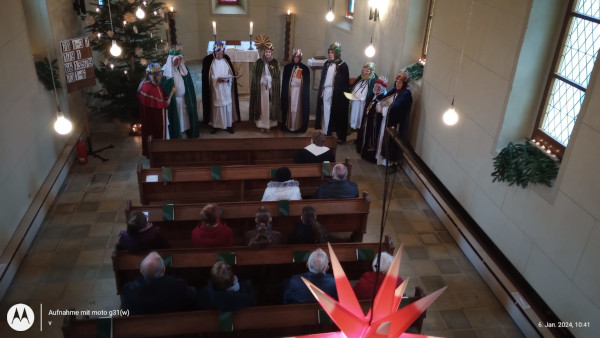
[0,0,599,337]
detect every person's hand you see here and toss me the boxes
[376,103,382,113]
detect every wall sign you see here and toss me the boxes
[60,36,96,93]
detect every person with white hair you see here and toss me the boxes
[120,251,197,315]
[282,248,337,304]
[352,252,404,300]
[314,163,358,199]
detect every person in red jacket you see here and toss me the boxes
[137,62,171,157]
[353,252,403,300]
[192,203,233,247]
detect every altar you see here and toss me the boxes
[207,41,259,95]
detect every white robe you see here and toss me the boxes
[255,62,275,129]
[322,63,336,133]
[349,79,369,129]
[210,58,233,129]
[172,68,190,136]
[288,66,303,131]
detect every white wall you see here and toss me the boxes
[416,0,600,336]
[0,0,82,255]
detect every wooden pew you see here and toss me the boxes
[62,289,426,338]
[112,241,392,295]
[124,192,370,246]
[148,135,338,168]
[137,159,352,205]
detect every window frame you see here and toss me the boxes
[532,0,600,160]
[346,0,355,19]
[420,0,435,62]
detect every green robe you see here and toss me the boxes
[250,58,281,122]
[161,66,199,138]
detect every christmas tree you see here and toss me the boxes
[84,0,167,122]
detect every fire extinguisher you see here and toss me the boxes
[76,138,88,165]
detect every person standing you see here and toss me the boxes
[281,48,310,133]
[250,40,281,133]
[161,45,199,139]
[315,42,350,143]
[201,41,240,134]
[349,61,378,130]
[379,71,413,165]
[356,76,388,163]
[137,62,171,157]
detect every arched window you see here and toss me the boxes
[533,0,599,159]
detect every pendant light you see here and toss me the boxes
[364,36,375,57]
[325,0,334,21]
[443,0,474,126]
[107,0,121,57]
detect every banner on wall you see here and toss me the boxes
[60,36,96,93]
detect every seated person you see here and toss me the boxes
[245,206,282,246]
[283,248,337,304]
[315,163,359,199]
[288,205,328,244]
[118,211,170,252]
[293,130,336,163]
[261,166,302,201]
[353,252,403,300]
[192,203,233,247]
[120,251,197,315]
[198,261,257,312]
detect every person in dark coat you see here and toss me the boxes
[380,71,413,164]
[293,130,336,164]
[288,205,328,244]
[201,41,240,134]
[315,163,358,199]
[348,61,378,130]
[283,248,337,304]
[315,42,350,142]
[356,76,388,164]
[120,251,197,315]
[353,252,403,300]
[250,40,281,133]
[198,261,257,312]
[281,48,310,133]
[118,211,170,252]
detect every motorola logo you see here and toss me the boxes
[6,303,35,331]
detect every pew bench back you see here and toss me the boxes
[137,159,351,205]
[125,192,370,246]
[148,135,338,168]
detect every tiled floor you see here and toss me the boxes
[0,118,525,337]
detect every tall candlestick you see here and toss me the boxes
[212,21,216,35]
[249,21,253,35]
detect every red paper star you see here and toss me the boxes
[298,243,446,338]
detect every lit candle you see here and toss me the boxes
[212,21,217,35]
[169,6,174,12]
[249,21,253,35]
[287,9,291,15]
